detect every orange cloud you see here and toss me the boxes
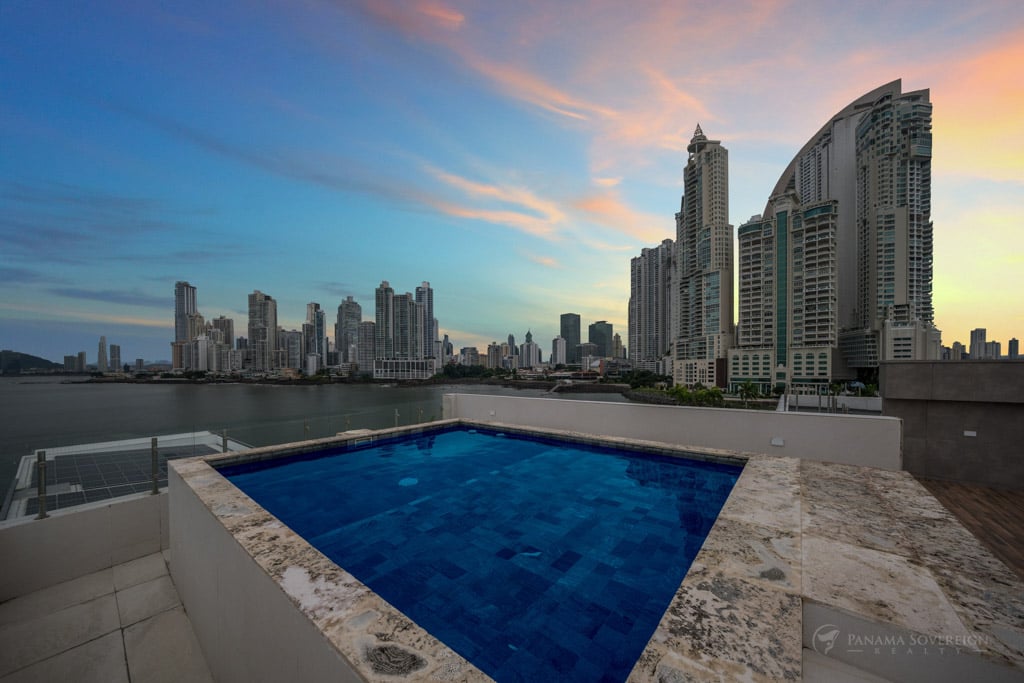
[522,252,561,268]
[426,165,566,238]
[572,190,669,244]
[417,2,464,30]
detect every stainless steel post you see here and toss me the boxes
[222,429,228,453]
[151,437,159,495]
[35,450,48,520]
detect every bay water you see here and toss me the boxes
[0,377,627,499]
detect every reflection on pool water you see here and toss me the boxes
[221,426,741,682]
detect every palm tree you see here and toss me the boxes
[738,380,757,408]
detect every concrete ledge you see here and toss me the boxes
[443,393,902,470]
[0,492,168,601]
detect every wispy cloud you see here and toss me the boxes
[0,301,169,328]
[49,288,167,308]
[426,165,566,238]
[571,189,670,244]
[521,251,561,268]
[0,266,60,285]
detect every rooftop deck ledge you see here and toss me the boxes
[169,420,1023,683]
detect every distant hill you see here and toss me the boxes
[0,350,62,374]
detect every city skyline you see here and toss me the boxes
[2,2,1022,363]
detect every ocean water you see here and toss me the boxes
[223,426,741,682]
[0,377,626,504]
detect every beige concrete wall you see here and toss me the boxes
[443,393,902,470]
[168,465,362,683]
[0,492,168,601]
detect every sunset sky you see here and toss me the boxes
[2,1,1022,363]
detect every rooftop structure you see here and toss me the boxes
[2,395,1021,682]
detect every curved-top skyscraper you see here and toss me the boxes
[729,80,939,394]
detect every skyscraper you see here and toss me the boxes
[551,336,566,366]
[374,281,395,360]
[174,281,197,343]
[520,330,541,369]
[589,321,613,358]
[109,344,121,372]
[629,239,674,374]
[970,328,987,360]
[560,313,581,365]
[97,336,108,373]
[356,321,376,374]
[335,296,361,364]
[305,303,326,367]
[731,81,939,394]
[247,290,278,371]
[211,317,235,348]
[415,282,435,358]
[674,125,734,388]
[842,81,939,367]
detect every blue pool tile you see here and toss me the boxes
[225,426,740,683]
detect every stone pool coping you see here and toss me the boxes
[170,419,1024,682]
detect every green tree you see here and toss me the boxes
[738,380,758,408]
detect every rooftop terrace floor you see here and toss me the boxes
[172,421,1024,682]
[916,478,1024,581]
[0,551,212,682]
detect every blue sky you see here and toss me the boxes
[2,0,1022,363]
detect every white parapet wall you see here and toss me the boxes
[0,492,168,601]
[442,393,902,470]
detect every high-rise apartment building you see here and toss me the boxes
[305,303,326,367]
[335,296,361,364]
[1010,338,1020,360]
[174,281,197,343]
[415,282,435,359]
[109,344,121,372]
[629,239,674,374]
[589,321,613,358]
[519,330,541,369]
[460,347,480,366]
[211,317,234,349]
[970,328,987,359]
[374,281,395,360]
[842,82,939,366]
[560,314,581,365]
[247,290,278,372]
[97,336,108,373]
[731,81,938,393]
[551,336,566,367]
[674,125,734,388]
[486,342,502,369]
[356,321,376,375]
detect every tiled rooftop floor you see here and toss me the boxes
[0,551,211,682]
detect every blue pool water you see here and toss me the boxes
[221,427,741,682]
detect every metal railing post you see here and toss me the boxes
[151,437,159,495]
[222,429,228,453]
[35,450,48,520]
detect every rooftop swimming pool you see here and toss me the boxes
[219,425,741,682]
